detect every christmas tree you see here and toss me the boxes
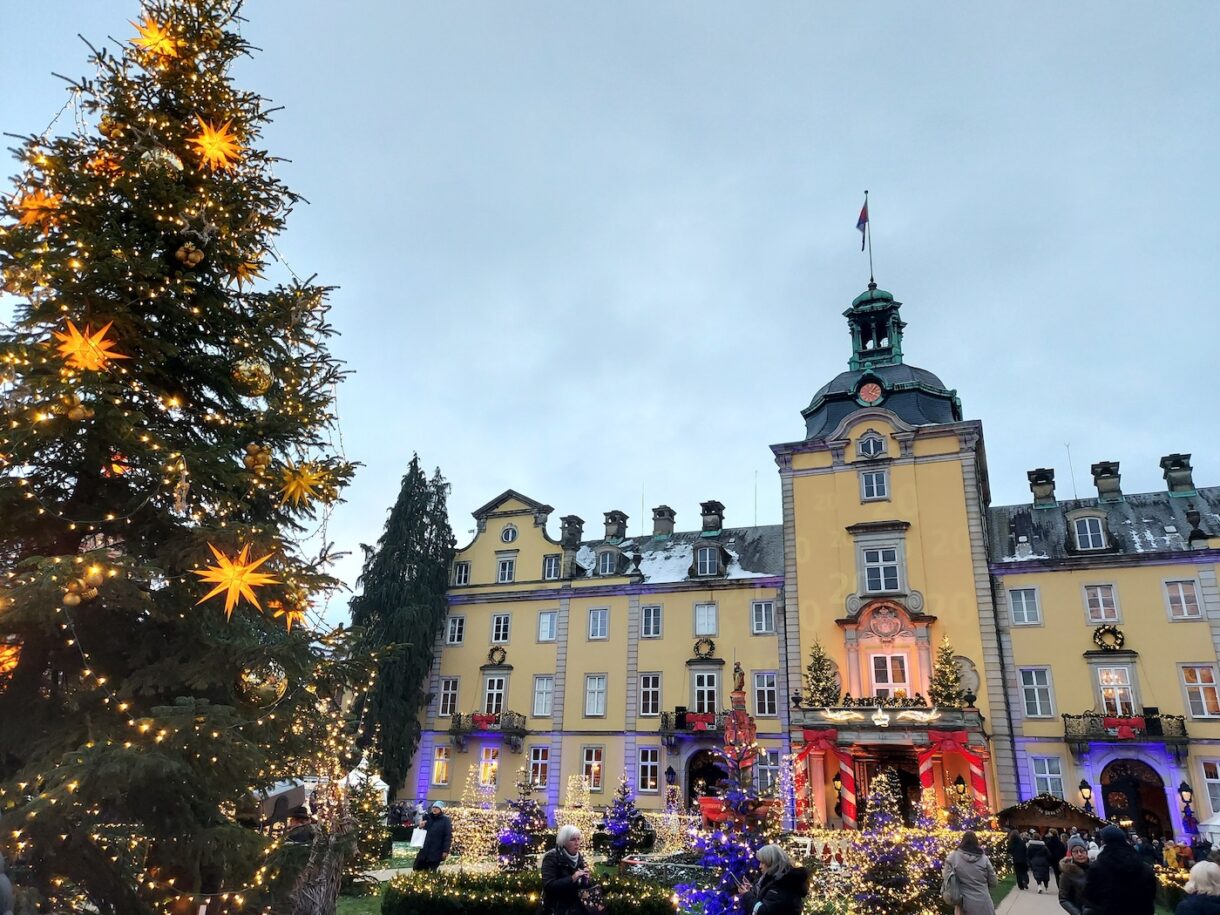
[0,1,363,910]
[848,768,921,915]
[498,767,547,871]
[861,767,904,831]
[604,774,641,864]
[346,769,391,881]
[929,635,968,707]
[349,455,454,795]
[804,640,841,707]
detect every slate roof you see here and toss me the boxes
[801,362,961,441]
[572,524,784,584]
[988,486,1220,564]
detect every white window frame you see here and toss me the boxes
[529,746,549,787]
[497,556,516,583]
[862,546,901,593]
[543,555,561,581]
[756,749,781,791]
[639,673,661,717]
[858,434,886,458]
[695,546,719,577]
[483,674,506,714]
[479,746,499,787]
[753,671,778,717]
[1202,760,1220,816]
[859,469,889,502]
[453,561,470,586]
[1019,667,1055,718]
[431,746,451,786]
[585,674,607,717]
[1166,579,1203,621]
[1031,756,1065,797]
[598,551,617,576]
[870,653,910,699]
[751,601,775,635]
[1182,664,1220,718]
[588,607,609,640]
[1008,587,1042,626]
[638,747,660,793]
[1097,666,1137,717]
[1083,583,1120,624]
[537,610,557,642]
[694,602,718,636]
[438,677,459,717]
[500,524,518,544]
[491,613,511,644]
[693,670,718,714]
[641,605,663,639]
[446,615,465,645]
[1074,516,1107,551]
[532,675,554,717]
[582,746,604,791]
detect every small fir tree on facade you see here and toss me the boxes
[929,635,968,707]
[499,767,547,871]
[605,774,642,864]
[804,641,841,707]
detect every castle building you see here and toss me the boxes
[403,281,1220,837]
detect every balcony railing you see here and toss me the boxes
[448,710,527,752]
[659,710,726,736]
[791,704,984,731]
[1062,711,1188,743]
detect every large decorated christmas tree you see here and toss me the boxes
[0,1,363,910]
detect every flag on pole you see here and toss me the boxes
[856,199,869,251]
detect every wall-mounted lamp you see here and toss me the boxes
[954,775,968,799]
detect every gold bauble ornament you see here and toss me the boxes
[84,567,106,587]
[140,147,184,174]
[175,242,204,267]
[81,588,99,602]
[63,593,81,607]
[231,357,273,396]
[201,26,224,49]
[237,661,288,706]
[99,115,119,138]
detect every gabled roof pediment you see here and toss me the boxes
[471,489,554,521]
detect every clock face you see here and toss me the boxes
[858,382,883,404]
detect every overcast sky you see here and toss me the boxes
[4,2,1219,621]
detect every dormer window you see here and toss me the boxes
[695,546,719,577]
[858,432,886,459]
[598,551,618,576]
[1074,517,1107,551]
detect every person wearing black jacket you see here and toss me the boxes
[1028,833,1053,893]
[413,801,452,872]
[1047,830,1067,884]
[1059,837,1091,915]
[739,844,809,915]
[1008,830,1030,890]
[1084,826,1157,915]
[541,825,594,915]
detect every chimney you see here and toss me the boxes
[652,505,676,537]
[560,515,584,549]
[1027,469,1057,509]
[1161,454,1196,495]
[700,500,725,534]
[1091,461,1122,502]
[603,510,628,541]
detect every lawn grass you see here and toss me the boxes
[336,890,383,915]
[990,873,1017,905]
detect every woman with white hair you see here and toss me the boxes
[1177,861,1220,915]
[541,825,594,915]
[738,844,809,915]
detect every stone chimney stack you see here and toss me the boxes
[652,505,676,537]
[1161,454,1196,495]
[1028,469,1057,509]
[603,510,628,541]
[560,515,584,549]
[700,500,725,533]
[1091,461,1122,502]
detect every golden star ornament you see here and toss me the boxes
[54,320,130,372]
[194,543,279,618]
[187,116,242,171]
[268,600,307,632]
[130,15,179,60]
[279,462,330,507]
[16,189,62,230]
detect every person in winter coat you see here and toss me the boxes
[413,801,452,872]
[1178,861,1220,915]
[1059,837,1092,915]
[944,831,999,915]
[739,844,809,915]
[1009,829,1030,890]
[1047,830,1068,883]
[0,853,14,915]
[1084,825,1157,915]
[541,825,594,915]
[1028,833,1053,893]
[1135,837,1160,867]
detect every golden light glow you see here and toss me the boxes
[0,643,20,680]
[16,189,62,230]
[187,116,242,171]
[267,600,306,632]
[231,255,264,289]
[193,543,279,617]
[279,462,329,507]
[129,15,179,60]
[54,320,130,372]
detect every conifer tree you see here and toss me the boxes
[929,635,968,707]
[498,767,547,871]
[804,640,840,707]
[605,774,642,864]
[0,1,362,910]
[349,456,455,795]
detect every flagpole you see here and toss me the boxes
[865,189,875,284]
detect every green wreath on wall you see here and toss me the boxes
[1093,625,1125,652]
[693,638,716,660]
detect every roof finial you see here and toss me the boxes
[856,190,875,287]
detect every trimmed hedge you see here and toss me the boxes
[382,869,677,915]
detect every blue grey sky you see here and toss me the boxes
[4,2,1219,621]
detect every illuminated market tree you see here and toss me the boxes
[345,771,391,882]
[849,768,923,915]
[0,1,363,911]
[604,774,641,864]
[804,640,840,707]
[929,635,968,707]
[498,767,547,872]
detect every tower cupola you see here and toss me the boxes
[846,282,906,371]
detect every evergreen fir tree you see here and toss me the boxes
[849,768,920,915]
[605,774,642,864]
[0,2,364,910]
[861,767,904,831]
[498,767,547,871]
[346,770,391,879]
[349,456,455,795]
[804,641,840,707]
[929,635,968,707]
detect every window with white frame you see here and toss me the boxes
[598,551,617,576]
[1031,756,1064,797]
[588,608,608,640]
[533,675,553,717]
[1098,666,1136,716]
[752,601,775,634]
[582,746,604,790]
[860,470,889,501]
[497,557,516,583]
[858,435,886,458]
[693,670,718,714]
[863,547,900,593]
[1009,588,1041,626]
[754,671,778,716]
[696,546,719,576]
[1084,584,1119,623]
[639,673,661,717]
[638,747,660,792]
[871,654,909,698]
[484,675,506,714]
[537,610,557,642]
[641,605,662,638]
[529,746,549,787]
[1183,665,1220,717]
[1203,760,1220,815]
[479,746,499,786]
[756,749,781,791]
[694,602,718,636]
[431,746,451,785]
[453,562,470,586]
[543,555,561,580]
[491,613,511,643]
[500,525,517,543]
[1074,517,1107,551]
[1020,667,1054,717]
[438,677,459,717]
[585,674,607,716]
[1167,580,1202,620]
[446,616,465,645]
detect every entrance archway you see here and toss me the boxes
[687,749,728,809]
[1100,759,1171,838]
